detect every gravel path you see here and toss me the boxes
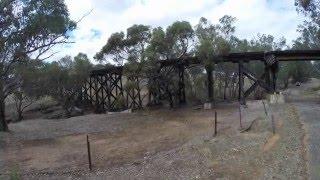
[293,101,320,180]
[284,78,320,180]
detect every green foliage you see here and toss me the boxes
[95,24,151,66]
[310,85,320,92]
[1,0,75,60]
[293,21,320,50]
[289,61,313,83]
[94,32,126,64]
[249,34,287,51]
[0,0,75,131]
[195,16,236,70]
[166,21,194,58]
[295,0,320,25]
[114,95,126,111]
[230,34,287,53]
[290,10,320,82]
[146,27,167,60]
[9,165,20,180]
[185,69,207,104]
[196,39,215,69]
[146,21,194,60]
[71,53,93,85]
[277,62,291,88]
[20,53,93,115]
[276,61,313,87]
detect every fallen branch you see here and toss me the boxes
[240,118,258,133]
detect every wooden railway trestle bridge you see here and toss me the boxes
[81,50,320,112]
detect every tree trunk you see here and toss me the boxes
[0,97,8,131]
[17,110,23,122]
[136,77,142,108]
[148,84,152,105]
[218,76,223,99]
[17,102,23,122]
[0,76,8,131]
[284,78,289,89]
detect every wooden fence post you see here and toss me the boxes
[239,103,242,129]
[214,111,217,136]
[87,134,92,171]
[271,114,276,134]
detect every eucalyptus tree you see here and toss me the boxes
[215,16,238,100]
[71,53,92,87]
[145,21,194,106]
[39,54,92,116]
[13,59,43,121]
[195,16,237,102]
[95,24,151,64]
[291,0,320,80]
[294,0,320,50]
[145,21,194,60]
[165,21,195,58]
[95,25,151,107]
[293,22,320,49]
[296,0,320,25]
[0,0,75,131]
[248,34,287,51]
[289,27,315,83]
[195,17,217,102]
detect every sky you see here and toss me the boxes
[51,0,306,63]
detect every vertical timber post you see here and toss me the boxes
[106,74,111,110]
[272,71,277,92]
[94,76,99,112]
[115,74,118,96]
[265,54,278,93]
[271,61,278,93]
[206,67,213,103]
[264,64,271,93]
[238,61,245,105]
[119,73,124,102]
[100,76,105,112]
[89,76,92,104]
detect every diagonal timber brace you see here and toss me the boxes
[238,61,276,105]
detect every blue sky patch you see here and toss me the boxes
[90,29,102,39]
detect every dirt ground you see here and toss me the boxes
[0,97,307,179]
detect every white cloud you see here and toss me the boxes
[49,0,306,63]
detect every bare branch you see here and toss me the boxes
[75,8,94,24]
[37,51,59,61]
